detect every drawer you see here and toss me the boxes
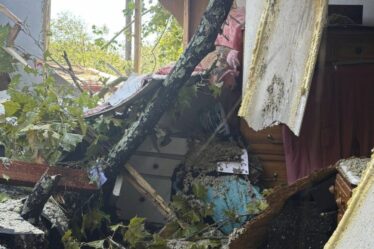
[117,175,172,224]
[138,136,189,156]
[260,161,288,187]
[260,176,287,188]
[249,143,285,155]
[257,154,285,162]
[334,172,356,224]
[261,161,287,180]
[240,119,287,187]
[240,120,283,145]
[326,30,374,62]
[335,39,374,61]
[129,155,180,177]
[335,174,353,200]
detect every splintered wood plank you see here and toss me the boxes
[0,160,97,192]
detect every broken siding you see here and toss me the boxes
[239,0,327,136]
[0,0,50,89]
[0,0,49,58]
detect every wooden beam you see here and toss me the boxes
[182,0,190,48]
[0,4,22,23]
[124,164,173,218]
[124,163,187,228]
[134,0,142,73]
[0,160,97,192]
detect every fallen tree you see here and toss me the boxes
[103,0,233,181]
[21,172,61,225]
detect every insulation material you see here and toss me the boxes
[239,0,327,135]
[324,155,374,249]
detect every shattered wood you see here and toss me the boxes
[0,160,97,191]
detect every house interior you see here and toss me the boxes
[0,0,374,248]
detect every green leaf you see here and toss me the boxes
[43,49,51,59]
[192,239,221,249]
[60,133,83,151]
[0,25,14,73]
[83,239,105,248]
[81,209,110,239]
[182,224,204,238]
[24,66,38,76]
[20,124,51,132]
[247,199,269,215]
[258,199,269,211]
[208,84,222,98]
[3,101,20,116]
[110,223,125,232]
[0,192,9,203]
[62,230,81,249]
[192,182,207,200]
[149,234,168,249]
[124,217,150,248]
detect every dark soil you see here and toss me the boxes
[259,196,337,249]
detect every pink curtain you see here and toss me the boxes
[283,64,374,183]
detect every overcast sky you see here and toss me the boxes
[51,0,129,37]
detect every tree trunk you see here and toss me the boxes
[125,0,132,61]
[21,172,61,225]
[103,0,233,180]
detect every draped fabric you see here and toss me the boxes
[283,64,374,183]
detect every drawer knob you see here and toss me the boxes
[267,134,282,144]
[273,172,278,178]
[329,185,335,194]
[336,197,342,206]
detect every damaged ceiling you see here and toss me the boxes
[239,0,328,136]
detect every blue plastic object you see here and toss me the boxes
[204,176,262,234]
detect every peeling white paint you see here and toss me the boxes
[240,0,327,136]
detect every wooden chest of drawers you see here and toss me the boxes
[325,27,374,63]
[240,120,287,187]
[332,173,355,222]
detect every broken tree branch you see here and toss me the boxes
[21,171,62,225]
[101,9,151,50]
[62,51,85,94]
[97,76,128,99]
[103,0,233,181]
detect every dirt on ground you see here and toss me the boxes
[259,196,337,249]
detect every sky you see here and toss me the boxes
[51,0,131,38]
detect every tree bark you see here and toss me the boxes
[21,172,61,225]
[103,0,233,180]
